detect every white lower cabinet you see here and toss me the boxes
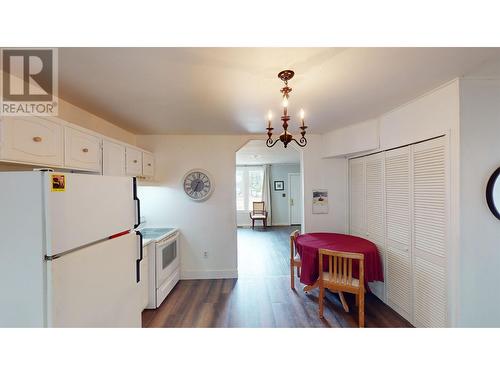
[348,136,449,327]
[103,139,126,176]
[126,147,143,176]
[64,127,101,172]
[0,116,63,167]
[139,243,152,310]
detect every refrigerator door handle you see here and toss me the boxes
[135,230,143,283]
[133,177,141,229]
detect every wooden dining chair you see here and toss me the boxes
[290,230,301,289]
[249,201,268,229]
[318,249,365,327]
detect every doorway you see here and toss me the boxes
[235,140,302,276]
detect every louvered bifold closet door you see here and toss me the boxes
[385,145,412,322]
[364,153,386,302]
[349,158,366,237]
[412,137,448,328]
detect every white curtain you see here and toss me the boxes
[262,164,272,225]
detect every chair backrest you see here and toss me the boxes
[252,201,265,212]
[318,249,364,289]
[290,230,300,260]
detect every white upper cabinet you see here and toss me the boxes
[102,140,126,176]
[64,126,101,172]
[126,147,143,176]
[142,152,154,177]
[0,116,154,178]
[0,117,63,167]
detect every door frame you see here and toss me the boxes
[288,172,301,225]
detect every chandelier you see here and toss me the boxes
[266,70,308,148]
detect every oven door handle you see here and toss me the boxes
[157,232,179,247]
[135,230,143,283]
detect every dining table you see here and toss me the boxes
[294,232,384,312]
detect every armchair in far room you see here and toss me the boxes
[249,201,268,230]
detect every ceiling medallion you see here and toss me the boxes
[266,70,308,148]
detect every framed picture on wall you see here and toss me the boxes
[274,180,284,191]
[312,189,328,214]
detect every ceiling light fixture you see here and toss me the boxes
[266,70,308,148]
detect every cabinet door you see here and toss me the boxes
[349,157,365,237]
[412,137,448,327]
[103,140,126,176]
[365,153,386,302]
[126,147,143,176]
[142,152,154,177]
[0,116,63,166]
[385,145,412,321]
[64,127,101,172]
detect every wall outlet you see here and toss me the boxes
[203,251,208,258]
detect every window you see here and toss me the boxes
[236,166,264,211]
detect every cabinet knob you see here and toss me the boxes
[33,136,42,143]
[82,148,89,153]
[133,160,138,163]
[147,163,151,166]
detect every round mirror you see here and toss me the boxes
[486,167,500,220]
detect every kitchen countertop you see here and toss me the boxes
[138,227,178,246]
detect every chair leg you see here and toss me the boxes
[358,291,365,328]
[319,285,324,318]
[290,264,295,289]
[297,266,300,278]
[252,219,254,230]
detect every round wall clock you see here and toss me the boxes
[182,169,214,201]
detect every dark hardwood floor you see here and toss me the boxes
[142,226,412,328]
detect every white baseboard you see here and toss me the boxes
[181,269,238,280]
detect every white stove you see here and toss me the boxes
[140,227,180,309]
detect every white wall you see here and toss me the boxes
[379,80,460,149]
[136,135,346,279]
[302,135,348,233]
[322,118,379,158]
[458,78,500,327]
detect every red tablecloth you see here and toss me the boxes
[295,233,384,288]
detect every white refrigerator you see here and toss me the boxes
[0,171,144,327]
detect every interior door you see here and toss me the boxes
[48,232,142,327]
[288,173,302,225]
[412,137,448,327]
[349,157,366,237]
[364,152,386,302]
[385,145,413,321]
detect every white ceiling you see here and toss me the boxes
[236,140,300,166]
[58,47,500,135]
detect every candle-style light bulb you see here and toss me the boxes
[300,108,305,126]
[282,97,288,108]
[267,110,272,122]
